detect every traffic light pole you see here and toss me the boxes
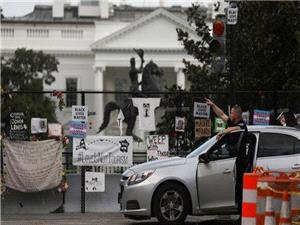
[228,3,237,105]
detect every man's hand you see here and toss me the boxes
[217,130,226,140]
[205,98,214,106]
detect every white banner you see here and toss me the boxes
[3,139,63,192]
[72,136,133,166]
[85,172,105,192]
[72,105,88,122]
[146,135,169,161]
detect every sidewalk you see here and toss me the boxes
[1,213,238,225]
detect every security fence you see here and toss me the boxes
[1,89,300,213]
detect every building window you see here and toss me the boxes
[61,30,83,39]
[27,29,49,38]
[1,28,14,37]
[66,78,78,107]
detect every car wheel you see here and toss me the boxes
[153,183,189,225]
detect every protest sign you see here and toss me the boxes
[175,117,185,132]
[9,112,27,140]
[194,102,210,118]
[72,106,88,122]
[73,136,133,166]
[146,135,169,161]
[31,118,47,134]
[195,119,211,139]
[69,121,87,139]
[253,109,271,125]
[214,117,226,133]
[48,123,62,138]
[85,172,105,192]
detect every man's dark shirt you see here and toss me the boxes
[227,118,248,132]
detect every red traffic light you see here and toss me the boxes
[213,19,225,36]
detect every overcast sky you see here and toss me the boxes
[0,0,211,17]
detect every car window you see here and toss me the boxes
[258,133,300,157]
[207,132,241,161]
[186,136,217,158]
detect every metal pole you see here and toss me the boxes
[80,92,86,213]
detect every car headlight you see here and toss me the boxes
[127,170,155,186]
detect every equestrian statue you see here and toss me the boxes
[97,49,164,141]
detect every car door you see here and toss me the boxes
[197,132,241,210]
[255,132,300,172]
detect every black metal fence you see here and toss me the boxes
[1,89,300,213]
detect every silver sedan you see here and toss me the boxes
[118,126,300,225]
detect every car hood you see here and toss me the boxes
[123,157,186,176]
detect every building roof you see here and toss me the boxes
[1,4,201,24]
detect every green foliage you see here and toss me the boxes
[1,48,60,131]
[158,2,300,153]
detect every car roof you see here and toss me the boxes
[247,125,300,138]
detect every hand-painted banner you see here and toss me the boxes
[72,136,133,166]
[3,139,63,192]
[253,109,271,125]
[146,135,169,161]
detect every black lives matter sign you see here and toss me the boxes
[9,112,28,140]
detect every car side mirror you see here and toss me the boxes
[199,153,210,164]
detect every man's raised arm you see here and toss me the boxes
[205,98,229,122]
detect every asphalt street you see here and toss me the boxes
[1,213,239,225]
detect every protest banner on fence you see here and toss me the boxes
[72,106,88,122]
[253,109,271,125]
[195,119,211,138]
[48,123,62,138]
[31,118,47,134]
[214,117,226,133]
[9,112,27,140]
[175,117,185,132]
[146,135,169,161]
[3,139,63,192]
[69,121,87,139]
[193,102,210,118]
[85,172,105,192]
[72,136,133,166]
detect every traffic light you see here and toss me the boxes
[210,16,226,74]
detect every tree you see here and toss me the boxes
[158,2,300,154]
[1,48,60,137]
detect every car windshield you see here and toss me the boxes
[186,136,217,158]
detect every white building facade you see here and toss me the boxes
[1,0,209,138]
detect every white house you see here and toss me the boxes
[1,0,210,140]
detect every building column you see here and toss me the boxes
[94,65,105,133]
[175,67,185,90]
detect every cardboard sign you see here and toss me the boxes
[31,118,47,134]
[9,112,27,140]
[69,121,87,139]
[73,136,133,166]
[194,102,210,118]
[175,117,185,132]
[146,135,169,161]
[72,106,88,122]
[253,110,271,125]
[85,172,105,192]
[195,119,211,139]
[214,117,226,133]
